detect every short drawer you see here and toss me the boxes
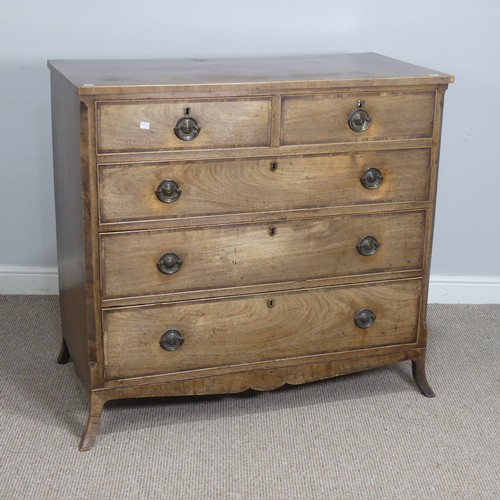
[281,92,435,145]
[97,97,272,153]
[100,211,425,300]
[98,149,431,224]
[103,279,421,380]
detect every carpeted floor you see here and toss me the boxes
[0,296,498,499]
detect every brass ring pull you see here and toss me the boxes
[354,309,376,329]
[348,100,372,132]
[357,236,380,256]
[360,168,384,190]
[157,252,183,275]
[174,107,201,141]
[160,329,184,351]
[156,180,182,203]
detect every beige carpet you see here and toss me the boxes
[0,296,499,499]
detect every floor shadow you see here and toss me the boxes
[100,362,419,440]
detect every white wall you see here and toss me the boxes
[0,0,499,302]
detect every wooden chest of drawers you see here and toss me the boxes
[48,54,453,451]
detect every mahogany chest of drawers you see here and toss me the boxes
[48,53,453,450]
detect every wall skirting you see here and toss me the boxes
[0,266,58,295]
[427,275,500,304]
[0,266,499,303]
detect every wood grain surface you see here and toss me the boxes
[100,211,425,300]
[97,97,271,153]
[98,149,431,224]
[281,92,435,145]
[47,53,453,96]
[103,279,421,380]
[50,73,93,389]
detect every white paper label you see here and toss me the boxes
[139,121,150,130]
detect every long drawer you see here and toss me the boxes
[103,279,422,380]
[100,211,425,300]
[97,97,272,153]
[98,149,431,224]
[281,92,435,145]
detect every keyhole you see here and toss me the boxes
[268,299,274,308]
[269,226,276,236]
[270,161,278,172]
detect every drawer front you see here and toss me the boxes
[98,149,431,224]
[281,92,435,145]
[100,211,425,300]
[103,279,421,380]
[97,97,272,153]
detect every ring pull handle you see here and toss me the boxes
[354,309,376,329]
[357,236,380,256]
[360,168,384,190]
[174,107,201,141]
[160,329,184,351]
[157,252,183,275]
[156,180,182,203]
[348,100,372,132]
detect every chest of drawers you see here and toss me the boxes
[48,53,453,451]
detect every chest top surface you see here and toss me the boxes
[47,53,453,95]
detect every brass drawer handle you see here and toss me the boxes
[157,252,183,275]
[357,236,380,256]
[174,107,201,141]
[156,180,182,203]
[360,168,384,189]
[348,100,372,132]
[354,309,376,329]
[160,329,184,351]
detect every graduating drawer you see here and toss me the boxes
[98,149,431,224]
[100,211,425,300]
[103,279,421,380]
[97,97,272,153]
[281,92,435,145]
